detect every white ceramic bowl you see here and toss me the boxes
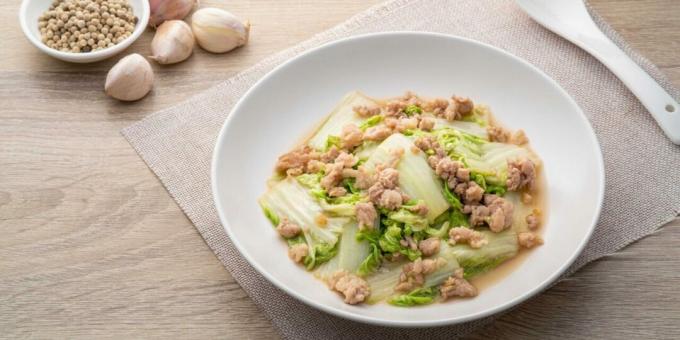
[212,32,604,327]
[19,0,149,63]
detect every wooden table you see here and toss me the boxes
[2,0,679,338]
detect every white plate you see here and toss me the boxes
[212,32,604,327]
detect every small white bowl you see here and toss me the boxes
[19,0,150,63]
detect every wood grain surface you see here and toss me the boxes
[1,0,679,339]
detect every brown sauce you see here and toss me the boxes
[472,172,548,291]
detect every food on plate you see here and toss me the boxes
[259,91,544,306]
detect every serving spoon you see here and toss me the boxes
[516,0,680,144]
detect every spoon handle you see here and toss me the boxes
[517,0,680,144]
[576,26,680,144]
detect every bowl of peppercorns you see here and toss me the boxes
[19,0,150,63]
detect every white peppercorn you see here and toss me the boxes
[38,0,136,53]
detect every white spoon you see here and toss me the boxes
[516,0,680,144]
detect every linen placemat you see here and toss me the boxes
[122,0,680,338]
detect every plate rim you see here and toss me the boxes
[211,31,605,327]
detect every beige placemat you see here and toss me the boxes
[122,0,680,338]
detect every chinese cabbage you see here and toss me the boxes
[445,230,519,279]
[365,261,404,304]
[314,222,370,279]
[260,178,349,270]
[308,91,380,150]
[432,117,488,138]
[363,133,450,221]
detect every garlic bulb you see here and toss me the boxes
[150,20,195,64]
[105,54,154,101]
[149,0,197,27]
[191,8,250,53]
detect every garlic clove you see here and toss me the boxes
[191,8,250,54]
[150,20,195,65]
[149,0,197,28]
[105,54,154,101]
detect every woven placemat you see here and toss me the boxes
[122,0,680,338]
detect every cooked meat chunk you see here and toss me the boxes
[424,98,449,116]
[328,270,370,305]
[407,201,429,216]
[276,219,301,239]
[418,237,441,257]
[363,125,392,142]
[410,145,421,154]
[399,190,411,203]
[404,236,418,250]
[306,160,325,173]
[418,116,435,131]
[456,167,470,182]
[381,117,396,130]
[414,136,445,157]
[395,258,445,292]
[427,155,440,169]
[464,182,484,205]
[487,126,510,143]
[381,92,423,118]
[321,163,344,191]
[320,146,340,163]
[448,227,487,248]
[506,158,536,191]
[328,186,347,197]
[401,91,422,106]
[436,157,466,189]
[353,105,381,117]
[464,204,490,227]
[518,232,544,248]
[368,181,404,211]
[511,129,529,145]
[395,117,419,132]
[286,168,303,176]
[341,168,357,178]
[384,101,407,117]
[334,151,357,168]
[435,157,460,180]
[454,182,468,196]
[367,182,385,203]
[442,96,474,121]
[378,167,400,189]
[355,167,375,189]
[288,243,309,263]
[453,96,474,115]
[440,268,478,300]
[526,209,541,230]
[414,135,435,151]
[340,124,363,149]
[378,189,404,210]
[489,207,511,232]
[275,146,317,174]
[355,202,377,230]
[443,98,460,121]
[485,194,514,232]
